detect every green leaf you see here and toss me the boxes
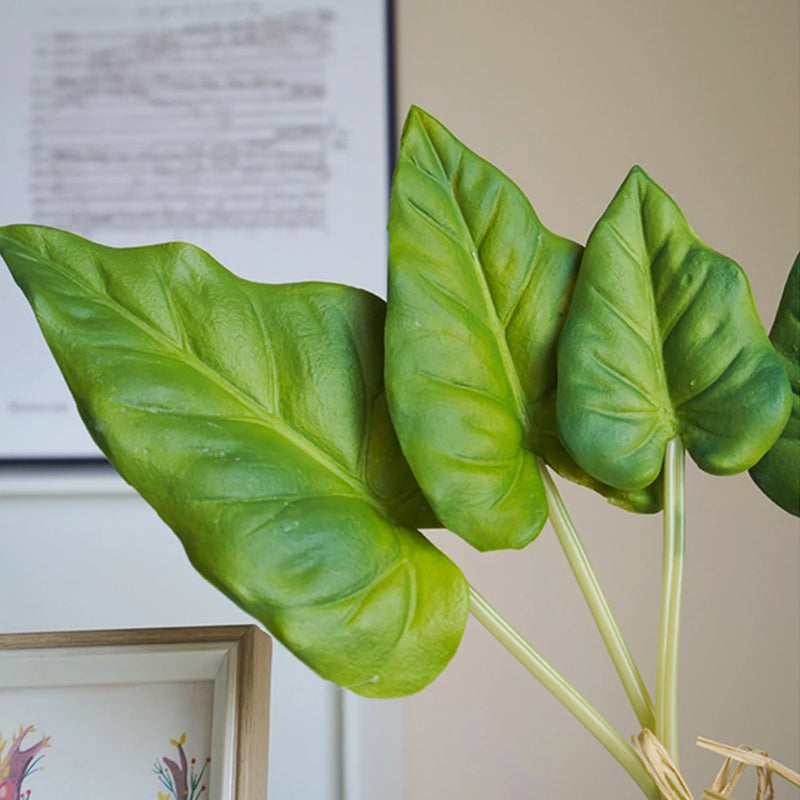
[750,254,800,516]
[0,224,468,698]
[386,109,659,553]
[557,167,792,490]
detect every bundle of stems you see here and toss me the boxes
[469,440,685,800]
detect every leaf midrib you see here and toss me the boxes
[414,127,531,432]
[627,181,678,431]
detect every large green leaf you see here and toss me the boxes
[557,167,792,490]
[385,108,660,554]
[0,224,468,698]
[750,254,800,516]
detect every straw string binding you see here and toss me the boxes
[631,729,799,800]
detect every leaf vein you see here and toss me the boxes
[475,187,504,250]
[606,219,645,267]
[489,454,525,511]
[593,353,659,408]
[414,270,492,334]
[588,282,654,350]
[500,232,540,329]
[243,291,280,415]
[674,347,747,410]
[659,263,712,346]
[405,196,464,252]
[416,369,508,407]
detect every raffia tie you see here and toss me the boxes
[631,729,800,800]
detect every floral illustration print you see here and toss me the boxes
[154,733,209,800]
[0,725,51,800]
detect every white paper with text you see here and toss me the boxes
[0,0,391,458]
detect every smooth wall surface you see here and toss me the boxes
[394,1,800,798]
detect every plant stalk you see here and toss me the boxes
[655,437,686,767]
[468,585,661,800]
[538,459,656,732]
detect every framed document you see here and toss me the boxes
[0,626,271,799]
[0,0,394,459]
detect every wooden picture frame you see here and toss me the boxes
[0,625,271,799]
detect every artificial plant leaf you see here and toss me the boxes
[0,224,468,698]
[750,254,800,516]
[557,167,792,490]
[386,108,660,554]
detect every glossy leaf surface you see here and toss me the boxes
[0,224,468,697]
[386,109,659,553]
[557,167,792,490]
[750,254,800,516]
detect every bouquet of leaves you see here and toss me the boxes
[1,107,797,798]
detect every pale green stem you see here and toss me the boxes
[537,458,656,732]
[468,586,661,800]
[655,437,686,767]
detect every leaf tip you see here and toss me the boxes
[403,104,426,131]
[624,164,656,191]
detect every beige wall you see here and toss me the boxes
[394,1,800,797]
